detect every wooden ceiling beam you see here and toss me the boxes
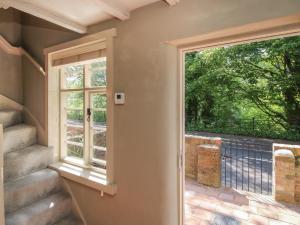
[92,0,130,21]
[1,0,87,33]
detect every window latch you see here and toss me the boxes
[87,108,91,122]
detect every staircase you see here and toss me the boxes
[0,109,83,225]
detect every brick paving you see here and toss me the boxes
[185,179,300,225]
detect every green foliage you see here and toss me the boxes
[185,36,300,141]
[64,65,84,89]
[63,61,107,124]
[89,60,107,87]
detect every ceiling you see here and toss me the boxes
[0,0,180,33]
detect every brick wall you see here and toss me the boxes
[185,135,222,187]
[273,144,300,203]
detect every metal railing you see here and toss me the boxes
[221,138,273,195]
[186,117,300,141]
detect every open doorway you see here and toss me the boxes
[182,34,300,225]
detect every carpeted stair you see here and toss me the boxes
[1,109,83,225]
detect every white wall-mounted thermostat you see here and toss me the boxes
[114,93,125,105]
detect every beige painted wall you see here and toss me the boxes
[22,56,46,144]
[20,0,300,225]
[21,14,81,66]
[0,8,21,45]
[0,50,23,104]
[0,8,23,104]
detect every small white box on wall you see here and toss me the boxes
[114,93,125,105]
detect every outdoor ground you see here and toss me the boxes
[185,178,300,225]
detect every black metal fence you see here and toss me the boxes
[185,117,300,141]
[221,138,273,195]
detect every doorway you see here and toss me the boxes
[180,32,300,225]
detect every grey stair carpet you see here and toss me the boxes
[2,109,83,225]
[5,169,61,214]
[5,193,72,225]
[0,110,22,128]
[4,144,54,182]
[3,124,36,153]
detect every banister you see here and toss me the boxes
[0,35,45,76]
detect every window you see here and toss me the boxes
[46,29,116,193]
[59,57,111,175]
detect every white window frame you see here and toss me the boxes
[59,59,108,171]
[45,29,116,194]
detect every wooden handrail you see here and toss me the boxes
[0,35,45,76]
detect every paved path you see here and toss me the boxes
[185,179,300,225]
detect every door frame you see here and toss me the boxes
[175,13,300,225]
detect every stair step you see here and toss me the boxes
[0,110,22,128]
[53,216,84,225]
[3,124,36,153]
[5,193,72,225]
[5,169,61,214]
[4,145,53,182]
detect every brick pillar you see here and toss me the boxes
[295,157,300,202]
[197,144,221,188]
[274,149,295,203]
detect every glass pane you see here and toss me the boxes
[87,59,107,87]
[93,147,106,161]
[67,144,84,159]
[61,65,84,89]
[90,93,107,168]
[93,127,106,148]
[65,92,84,123]
[62,91,84,159]
[92,94,107,125]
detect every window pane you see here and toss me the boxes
[93,127,106,148]
[90,92,107,169]
[92,94,107,125]
[67,144,84,158]
[93,147,106,162]
[61,65,84,89]
[62,91,84,159]
[66,91,83,110]
[66,109,84,123]
[87,59,107,87]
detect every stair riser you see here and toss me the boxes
[5,170,61,214]
[6,194,72,225]
[3,125,36,153]
[0,111,22,128]
[4,146,53,182]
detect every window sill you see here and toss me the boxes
[49,162,117,196]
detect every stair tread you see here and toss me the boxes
[3,124,36,153]
[5,168,61,213]
[0,110,22,128]
[53,216,84,225]
[4,144,53,182]
[6,192,72,225]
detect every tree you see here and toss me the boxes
[185,36,300,136]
